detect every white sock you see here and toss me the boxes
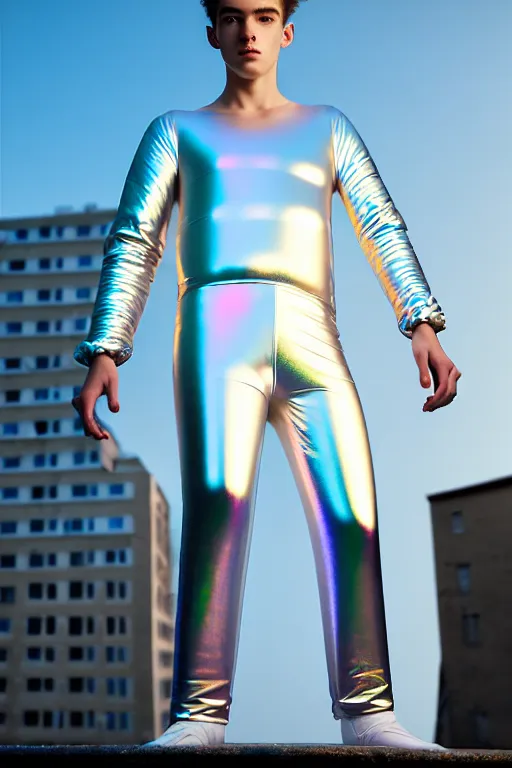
[145,720,226,747]
[340,711,447,750]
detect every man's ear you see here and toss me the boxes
[206,25,220,50]
[281,22,295,49]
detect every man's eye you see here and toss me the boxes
[259,16,274,22]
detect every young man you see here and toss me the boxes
[73,0,460,750]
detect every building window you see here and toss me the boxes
[27,647,40,660]
[9,259,26,271]
[0,588,15,604]
[6,291,23,303]
[68,617,95,636]
[69,677,84,692]
[3,424,19,436]
[0,555,16,569]
[70,711,84,728]
[4,358,21,370]
[55,288,63,302]
[0,522,17,534]
[33,415,50,434]
[3,457,21,469]
[56,257,64,269]
[108,517,124,531]
[76,287,91,300]
[38,258,51,270]
[462,613,480,646]
[77,225,91,237]
[457,564,471,594]
[24,710,40,727]
[2,487,19,500]
[106,617,127,636]
[105,645,128,664]
[451,510,465,534]
[29,554,44,568]
[35,356,49,370]
[70,552,84,567]
[78,255,93,267]
[37,289,51,302]
[109,484,124,497]
[69,582,84,600]
[72,485,87,498]
[0,649,8,662]
[5,390,21,403]
[159,651,173,668]
[160,679,172,699]
[34,389,49,402]
[73,452,86,466]
[29,583,56,601]
[16,229,28,241]
[6,321,22,333]
[0,620,11,634]
[74,317,88,331]
[27,677,54,692]
[39,226,51,239]
[30,519,45,532]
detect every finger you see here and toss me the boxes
[106,375,120,413]
[423,365,450,411]
[80,392,108,440]
[414,349,431,389]
[425,365,459,411]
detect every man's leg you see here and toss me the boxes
[270,381,445,748]
[271,382,393,719]
[146,284,272,746]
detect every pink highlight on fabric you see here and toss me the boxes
[211,284,252,341]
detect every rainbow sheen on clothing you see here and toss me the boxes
[172,281,393,723]
[73,105,444,369]
[73,105,445,724]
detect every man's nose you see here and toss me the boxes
[239,24,256,41]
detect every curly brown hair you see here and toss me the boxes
[200,1,307,26]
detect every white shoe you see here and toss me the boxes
[341,712,447,750]
[145,720,226,747]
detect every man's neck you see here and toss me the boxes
[210,67,290,114]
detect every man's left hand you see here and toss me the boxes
[411,323,461,412]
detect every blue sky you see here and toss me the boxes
[2,0,512,745]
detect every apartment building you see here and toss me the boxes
[430,475,512,749]
[0,208,174,744]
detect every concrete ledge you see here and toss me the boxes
[1,744,512,765]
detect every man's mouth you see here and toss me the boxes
[239,48,261,56]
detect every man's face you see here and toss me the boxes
[208,0,294,79]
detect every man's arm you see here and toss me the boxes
[332,108,445,338]
[332,109,460,410]
[73,111,179,368]
[71,112,179,439]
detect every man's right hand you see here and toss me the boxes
[71,353,120,440]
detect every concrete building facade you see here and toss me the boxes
[430,475,512,749]
[0,208,174,744]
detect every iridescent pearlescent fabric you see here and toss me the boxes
[74,106,444,369]
[172,281,392,723]
[74,106,445,723]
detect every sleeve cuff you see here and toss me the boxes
[73,340,133,368]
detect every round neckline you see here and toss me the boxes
[194,103,318,131]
